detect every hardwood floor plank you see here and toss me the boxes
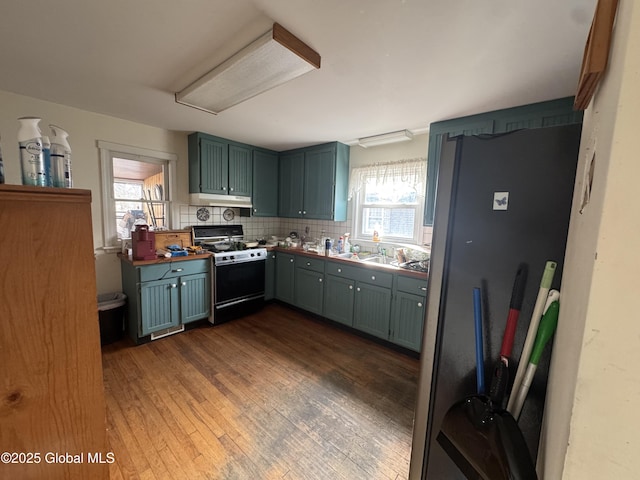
[102,303,419,479]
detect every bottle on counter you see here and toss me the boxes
[17,117,46,186]
[50,124,72,188]
[337,236,343,254]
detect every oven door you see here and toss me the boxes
[214,260,266,309]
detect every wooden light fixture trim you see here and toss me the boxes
[574,0,620,110]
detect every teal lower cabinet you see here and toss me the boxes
[275,252,295,303]
[121,258,211,343]
[294,255,325,315]
[272,251,427,352]
[179,273,210,324]
[140,277,180,335]
[323,274,354,326]
[390,291,425,351]
[294,267,324,314]
[264,251,277,301]
[353,282,392,340]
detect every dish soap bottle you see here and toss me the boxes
[343,233,351,253]
[50,124,72,188]
[17,117,46,186]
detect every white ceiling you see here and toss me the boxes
[0,0,596,152]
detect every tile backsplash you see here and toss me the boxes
[177,204,433,252]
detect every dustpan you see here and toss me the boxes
[437,287,537,480]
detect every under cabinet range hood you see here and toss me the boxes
[189,193,252,208]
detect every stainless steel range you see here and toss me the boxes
[192,225,267,324]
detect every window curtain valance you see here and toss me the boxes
[348,157,427,200]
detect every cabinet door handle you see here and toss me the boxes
[172,268,183,272]
[303,211,306,215]
[371,275,376,281]
[418,302,423,307]
[318,278,323,283]
[182,282,187,286]
[230,187,234,191]
[254,208,257,213]
[222,187,226,191]
[298,210,302,214]
[349,285,353,290]
[290,258,294,263]
[306,262,311,266]
[356,287,361,292]
[421,287,427,291]
[171,284,177,288]
[338,268,342,273]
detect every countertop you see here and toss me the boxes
[118,252,213,266]
[271,246,428,280]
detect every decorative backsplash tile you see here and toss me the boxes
[176,204,432,250]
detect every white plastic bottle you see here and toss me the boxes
[50,124,72,188]
[17,117,46,186]
[41,135,52,187]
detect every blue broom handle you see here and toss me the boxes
[473,287,485,394]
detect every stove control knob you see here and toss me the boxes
[230,255,235,261]
[250,253,255,257]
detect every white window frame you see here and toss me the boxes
[98,140,177,251]
[351,160,426,246]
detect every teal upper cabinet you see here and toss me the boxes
[423,97,583,226]
[278,151,305,218]
[188,132,252,197]
[228,144,252,196]
[278,142,349,221]
[252,149,279,217]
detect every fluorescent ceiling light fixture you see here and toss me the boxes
[357,130,414,148]
[176,23,320,114]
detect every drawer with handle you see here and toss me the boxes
[138,259,209,282]
[396,275,428,296]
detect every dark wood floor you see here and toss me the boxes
[102,303,420,479]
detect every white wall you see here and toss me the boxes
[0,90,188,294]
[540,0,640,478]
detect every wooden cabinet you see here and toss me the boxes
[275,252,296,303]
[390,275,427,352]
[278,142,349,220]
[188,132,252,197]
[294,255,325,315]
[252,149,279,216]
[323,274,355,326]
[0,185,108,480]
[353,279,393,341]
[121,257,211,342]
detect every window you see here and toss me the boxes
[349,158,426,244]
[98,141,177,249]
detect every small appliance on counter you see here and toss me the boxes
[132,224,156,260]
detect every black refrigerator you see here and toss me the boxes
[423,124,581,478]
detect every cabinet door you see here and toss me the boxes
[275,253,296,303]
[228,144,252,196]
[323,274,354,326]
[353,282,392,340]
[264,251,276,300]
[303,145,336,220]
[180,273,210,324]
[294,267,324,315]
[140,278,179,335]
[278,152,305,217]
[391,291,425,351]
[200,137,228,194]
[253,150,279,217]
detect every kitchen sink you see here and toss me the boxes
[335,252,355,259]
[360,254,389,264]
